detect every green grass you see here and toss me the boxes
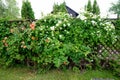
[0,67,119,80]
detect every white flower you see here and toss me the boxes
[64,18,67,22]
[77,13,85,20]
[39,26,43,30]
[93,15,98,19]
[47,37,50,40]
[100,22,105,26]
[60,27,62,30]
[58,20,62,24]
[4,37,8,40]
[50,26,55,31]
[66,31,69,34]
[80,15,86,20]
[89,12,93,16]
[56,23,59,26]
[91,20,97,25]
[104,22,115,31]
[106,25,114,31]
[98,18,102,21]
[104,26,112,31]
[64,30,67,32]
[67,23,70,26]
[70,14,73,16]
[97,31,100,33]
[105,22,111,25]
[44,19,46,22]
[110,24,115,29]
[63,24,66,27]
[59,35,62,38]
[104,26,109,31]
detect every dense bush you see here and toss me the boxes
[0,20,29,65]
[113,19,120,37]
[0,12,119,75]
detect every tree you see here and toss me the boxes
[0,0,19,19]
[52,2,67,14]
[109,0,120,19]
[85,0,100,15]
[21,0,35,19]
[5,0,20,19]
[92,0,100,15]
[0,0,6,18]
[86,0,92,12]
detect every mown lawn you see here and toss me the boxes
[0,67,119,80]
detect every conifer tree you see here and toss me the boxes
[53,2,67,14]
[92,0,100,15]
[21,0,35,19]
[86,0,92,12]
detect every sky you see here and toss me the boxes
[17,0,118,19]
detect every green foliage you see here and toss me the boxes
[113,20,120,36]
[85,0,100,15]
[0,12,118,73]
[92,0,100,15]
[0,0,6,18]
[77,13,120,77]
[52,2,67,14]
[112,20,120,49]
[21,0,35,19]
[78,12,116,47]
[109,0,120,18]
[0,0,19,19]
[86,0,92,12]
[5,0,20,19]
[36,13,92,68]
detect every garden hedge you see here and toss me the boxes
[0,12,119,76]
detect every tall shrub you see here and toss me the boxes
[85,0,92,12]
[52,2,67,14]
[92,0,100,15]
[85,0,100,15]
[21,0,35,19]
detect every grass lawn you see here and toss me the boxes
[0,67,119,80]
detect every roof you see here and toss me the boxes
[65,5,79,17]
